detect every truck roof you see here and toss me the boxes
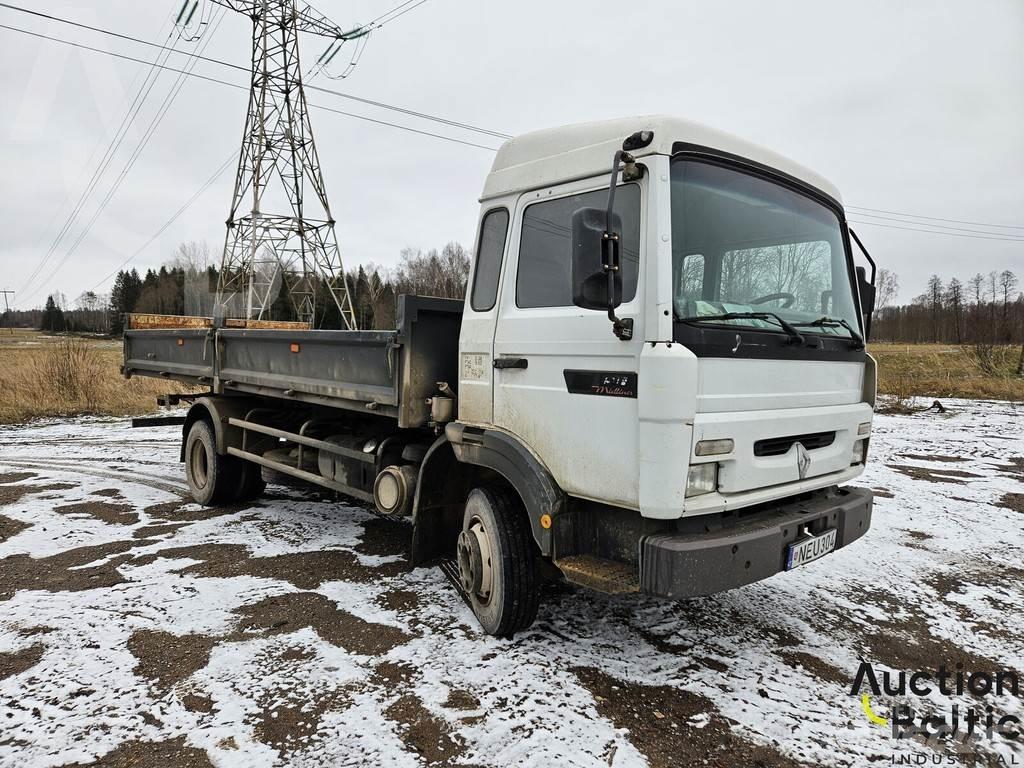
[482,115,843,206]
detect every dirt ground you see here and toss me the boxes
[0,400,1022,767]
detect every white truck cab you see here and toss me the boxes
[446,115,875,627]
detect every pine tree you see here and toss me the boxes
[41,295,65,333]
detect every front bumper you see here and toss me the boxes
[640,486,872,599]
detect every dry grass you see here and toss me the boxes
[0,331,1020,424]
[871,343,1024,403]
[0,331,195,424]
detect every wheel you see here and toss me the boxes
[234,462,266,502]
[456,486,540,638]
[184,419,241,506]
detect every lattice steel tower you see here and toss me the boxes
[207,0,359,328]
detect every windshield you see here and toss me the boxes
[670,159,860,337]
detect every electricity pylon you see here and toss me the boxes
[198,0,363,328]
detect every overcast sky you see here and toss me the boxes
[1,0,1021,309]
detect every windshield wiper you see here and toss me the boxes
[678,312,806,345]
[793,317,865,349]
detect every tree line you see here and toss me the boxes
[872,268,1022,345]
[872,267,1023,375]
[1,241,471,334]
[4,244,1021,373]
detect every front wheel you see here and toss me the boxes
[457,486,540,638]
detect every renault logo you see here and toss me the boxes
[796,443,811,480]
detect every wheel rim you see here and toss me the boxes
[457,516,493,603]
[189,438,209,490]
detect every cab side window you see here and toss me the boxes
[470,208,510,312]
[516,184,640,309]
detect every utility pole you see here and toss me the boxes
[197,0,364,329]
[0,290,13,335]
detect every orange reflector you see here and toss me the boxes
[540,514,552,530]
[290,343,301,353]
[176,338,184,346]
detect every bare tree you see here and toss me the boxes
[999,270,1018,337]
[925,274,943,343]
[874,268,900,311]
[393,242,471,300]
[945,278,963,344]
[172,241,217,316]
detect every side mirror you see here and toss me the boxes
[571,207,623,311]
[856,266,876,338]
[569,144,638,341]
[849,228,877,341]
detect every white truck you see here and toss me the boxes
[124,116,878,637]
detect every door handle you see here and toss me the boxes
[493,357,528,370]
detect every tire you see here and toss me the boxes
[184,419,241,506]
[234,462,266,502]
[457,486,540,638]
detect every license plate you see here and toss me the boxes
[785,528,837,570]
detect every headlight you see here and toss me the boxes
[686,463,718,497]
[695,438,734,457]
[851,440,865,465]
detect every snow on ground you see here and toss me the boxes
[0,401,1022,767]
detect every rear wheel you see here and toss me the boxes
[185,419,241,506]
[457,486,540,638]
[234,462,266,502]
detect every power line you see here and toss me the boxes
[0,14,502,293]
[17,12,228,307]
[846,204,1024,230]
[365,0,430,28]
[0,1,509,140]
[0,36,494,295]
[21,10,229,306]
[848,219,1024,243]
[23,11,178,275]
[13,5,1017,238]
[89,151,238,291]
[14,17,188,301]
[0,22,504,152]
[3,8,1017,300]
[9,7,1014,236]
[846,211,1024,240]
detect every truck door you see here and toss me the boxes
[457,207,511,424]
[492,179,645,509]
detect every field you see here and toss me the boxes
[0,330,194,424]
[0,400,1022,767]
[0,332,1020,426]
[871,342,1024,403]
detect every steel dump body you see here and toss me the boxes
[123,295,462,428]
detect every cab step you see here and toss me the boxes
[555,555,639,595]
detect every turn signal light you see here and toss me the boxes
[851,441,865,465]
[685,463,718,497]
[695,438,734,457]
[857,422,871,436]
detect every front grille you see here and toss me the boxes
[754,431,836,457]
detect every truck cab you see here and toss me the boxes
[434,115,875,630]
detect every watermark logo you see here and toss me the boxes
[850,661,1022,763]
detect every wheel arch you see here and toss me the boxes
[410,423,565,564]
[178,396,259,462]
